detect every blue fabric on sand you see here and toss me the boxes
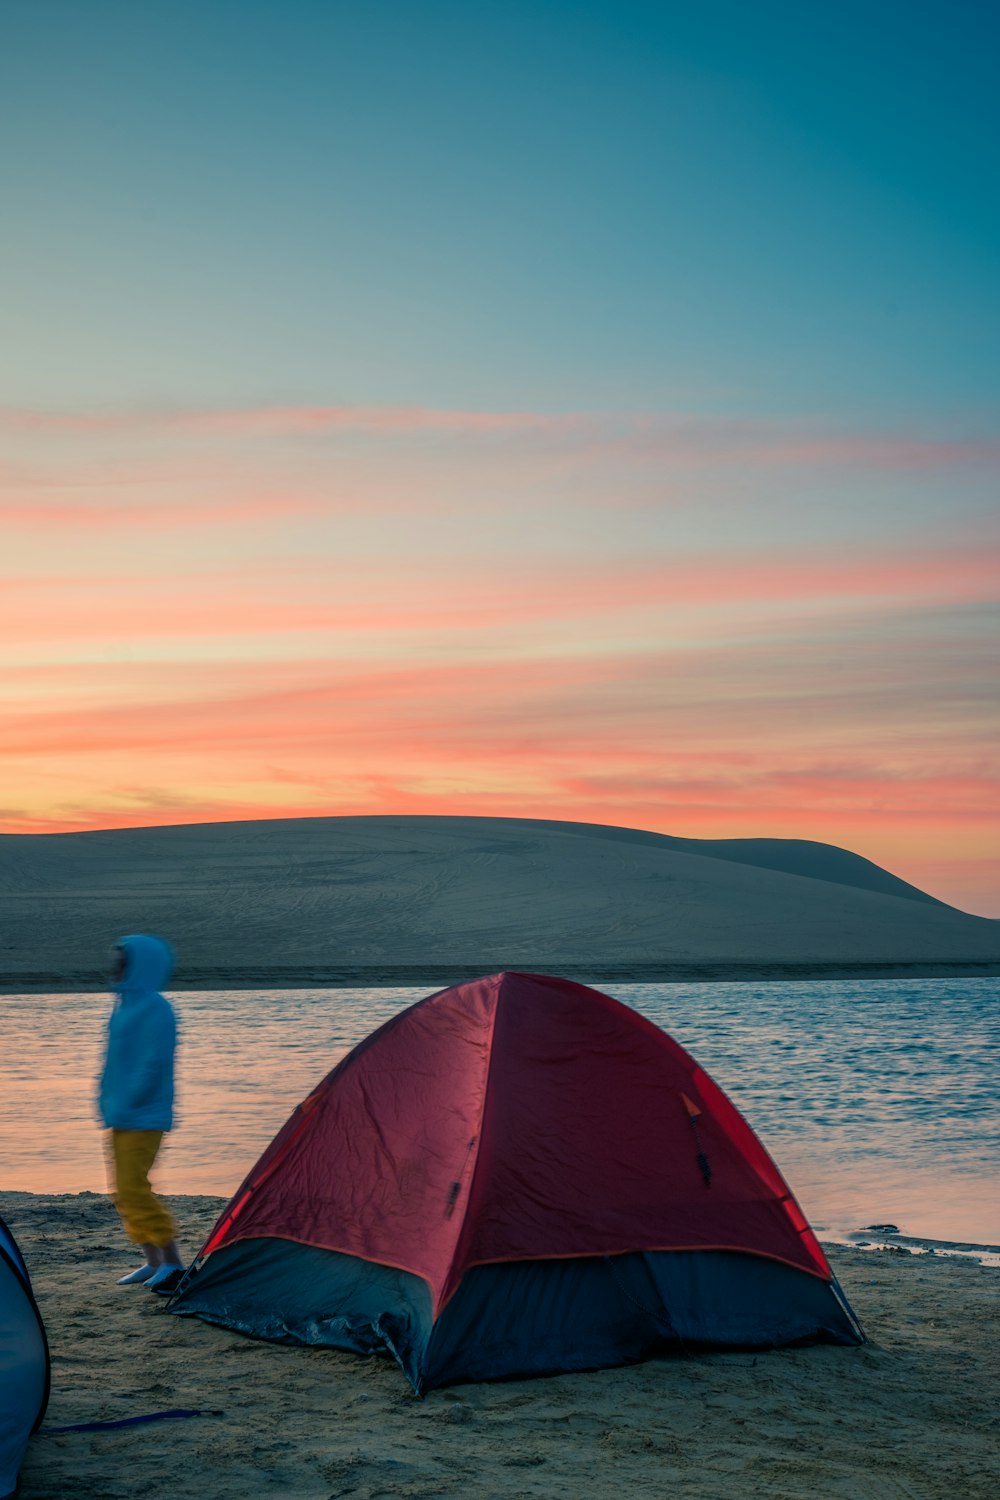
[98,934,177,1131]
[171,1239,863,1394]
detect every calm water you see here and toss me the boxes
[2,979,998,1247]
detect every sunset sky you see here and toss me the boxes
[3,2,998,914]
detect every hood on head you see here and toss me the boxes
[115,933,173,993]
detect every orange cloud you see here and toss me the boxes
[3,402,997,916]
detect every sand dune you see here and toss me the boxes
[1,816,997,988]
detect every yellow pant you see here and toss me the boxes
[107,1130,176,1247]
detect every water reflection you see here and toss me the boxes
[1,978,997,1245]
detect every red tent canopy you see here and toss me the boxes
[204,972,829,1315]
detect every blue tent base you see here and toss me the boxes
[172,1239,863,1393]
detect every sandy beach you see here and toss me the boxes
[4,1191,997,1500]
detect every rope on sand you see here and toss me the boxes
[41,1408,223,1435]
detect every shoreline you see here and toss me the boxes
[6,1190,999,1499]
[3,959,999,993]
[4,1190,998,1266]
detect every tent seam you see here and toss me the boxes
[197,1231,833,1286]
[435,974,504,1317]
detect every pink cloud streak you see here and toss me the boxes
[4,543,997,647]
[2,404,998,470]
[0,404,589,438]
[0,494,317,529]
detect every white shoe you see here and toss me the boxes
[117,1264,157,1285]
[147,1264,185,1294]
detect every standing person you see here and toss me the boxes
[98,933,184,1294]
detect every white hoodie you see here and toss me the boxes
[98,934,177,1132]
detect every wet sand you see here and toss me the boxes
[5,1191,998,1500]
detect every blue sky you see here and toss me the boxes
[3,0,997,419]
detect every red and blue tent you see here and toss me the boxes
[172,972,862,1389]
